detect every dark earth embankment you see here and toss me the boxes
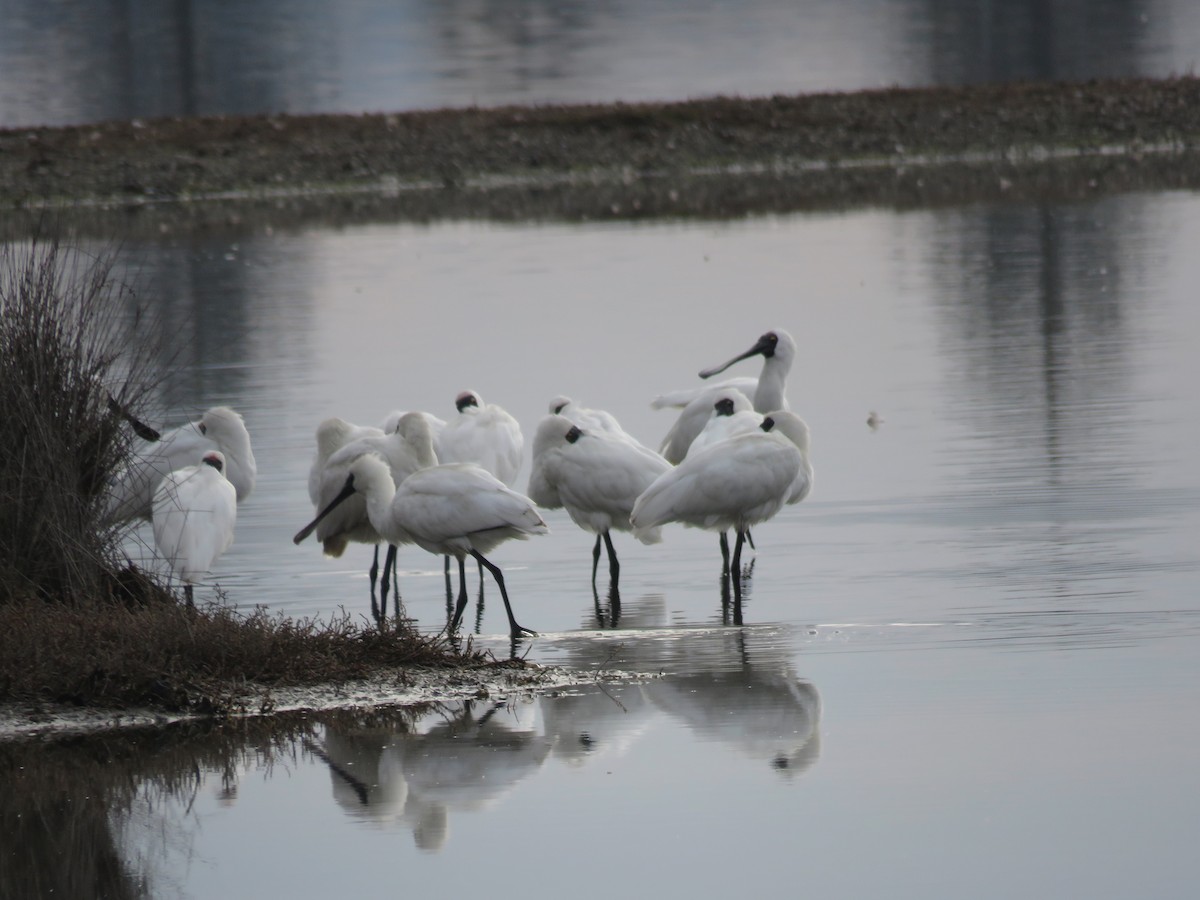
[4,77,1200,235]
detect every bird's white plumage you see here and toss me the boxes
[308,417,384,506]
[649,376,759,410]
[395,462,548,559]
[687,404,765,456]
[309,413,437,556]
[658,388,754,464]
[631,411,812,541]
[548,396,628,438]
[436,391,524,487]
[528,414,671,544]
[108,406,256,522]
[151,451,237,586]
[380,409,447,441]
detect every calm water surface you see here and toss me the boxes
[5,187,1198,897]
[2,0,1199,127]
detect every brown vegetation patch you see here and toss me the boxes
[0,595,481,714]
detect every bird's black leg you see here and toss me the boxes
[369,544,381,620]
[184,584,194,607]
[380,544,397,621]
[591,534,602,586]
[471,550,536,638]
[602,530,620,584]
[720,532,731,573]
[607,577,622,627]
[746,528,756,551]
[450,555,470,631]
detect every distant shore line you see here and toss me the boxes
[3,76,1200,230]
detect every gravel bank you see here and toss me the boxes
[4,76,1200,231]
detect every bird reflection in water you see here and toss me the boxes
[313,698,550,851]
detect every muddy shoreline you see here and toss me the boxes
[5,76,1200,233]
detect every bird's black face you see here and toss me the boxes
[714,397,736,417]
[456,393,480,412]
[553,401,568,414]
[198,422,208,435]
[202,455,224,472]
[760,416,776,432]
[756,331,779,359]
[565,426,584,444]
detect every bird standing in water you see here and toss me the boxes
[152,450,238,605]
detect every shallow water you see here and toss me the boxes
[4,187,1197,896]
[2,0,1197,127]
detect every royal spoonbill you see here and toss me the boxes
[151,450,237,605]
[631,410,812,582]
[698,328,797,414]
[649,377,759,411]
[658,387,754,464]
[436,390,524,487]
[107,406,256,522]
[687,395,767,562]
[548,396,630,439]
[303,413,438,620]
[528,414,670,586]
[295,453,547,639]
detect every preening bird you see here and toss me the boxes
[631,410,813,579]
[528,414,670,586]
[684,395,768,560]
[302,413,438,620]
[548,396,632,441]
[107,406,256,522]
[658,387,754,465]
[151,450,237,605]
[296,453,547,639]
[436,390,524,487]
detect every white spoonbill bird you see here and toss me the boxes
[528,414,671,586]
[649,377,759,411]
[436,391,524,487]
[658,387,754,465]
[295,454,547,639]
[686,395,768,562]
[380,409,447,441]
[698,328,797,414]
[107,406,256,522]
[151,450,237,605]
[548,396,631,440]
[631,410,813,580]
[688,396,765,456]
[307,417,384,505]
[303,413,438,620]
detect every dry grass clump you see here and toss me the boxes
[0,233,155,606]
[0,595,473,712]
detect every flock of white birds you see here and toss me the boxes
[106,329,812,639]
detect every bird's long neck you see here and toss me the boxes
[362,478,396,535]
[753,359,789,413]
